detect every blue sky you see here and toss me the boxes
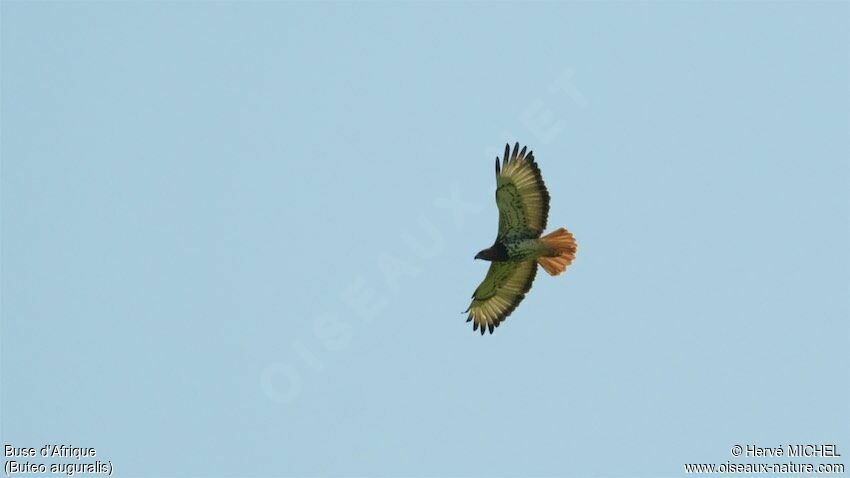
[2,2,848,477]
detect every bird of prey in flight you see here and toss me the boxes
[465,142,577,335]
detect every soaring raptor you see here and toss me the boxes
[465,142,577,335]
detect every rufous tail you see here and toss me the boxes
[537,227,577,276]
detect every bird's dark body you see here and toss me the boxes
[474,242,508,261]
[475,238,543,262]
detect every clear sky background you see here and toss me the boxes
[2,2,848,477]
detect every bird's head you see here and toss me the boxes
[474,244,507,261]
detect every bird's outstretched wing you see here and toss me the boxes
[495,142,550,239]
[465,260,538,334]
